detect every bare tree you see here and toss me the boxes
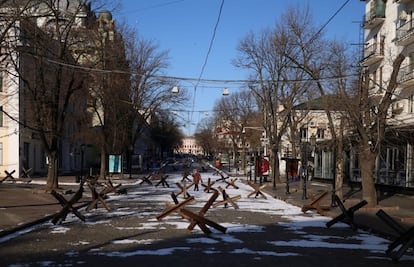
[150,111,184,157]
[2,1,94,191]
[125,28,188,157]
[81,13,131,179]
[194,116,218,157]
[270,5,405,206]
[213,90,258,170]
[233,20,310,186]
[1,1,26,59]
[277,5,406,206]
[266,5,353,203]
[349,54,404,206]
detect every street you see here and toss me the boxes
[0,169,413,267]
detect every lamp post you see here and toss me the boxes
[331,144,337,207]
[228,153,231,173]
[249,152,253,181]
[242,126,267,184]
[80,144,85,180]
[302,134,316,200]
[128,145,133,179]
[286,161,290,194]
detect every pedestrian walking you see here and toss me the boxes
[192,169,203,191]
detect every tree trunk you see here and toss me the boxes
[335,148,343,201]
[45,152,59,192]
[335,131,344,200]
[360,145,377,207]
[271,147,280,187]
[241,146,246,175]
[100,145,106,179]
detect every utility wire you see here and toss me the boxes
[194,0,225,90]
[116,0,185,14]
[31,56,362,84]
[307,0,351,45]
[190,0,225,124]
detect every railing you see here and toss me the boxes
[363,42,383,59]
[396,19,414,43]
[377,169,406,186]
[363,4,385,28]
[397,64,414,84]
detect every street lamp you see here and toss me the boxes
[222,87,229,96]
[302,134,316,200]
[331,144,337,207]
[171,86,179,93]
[242,126,268,183]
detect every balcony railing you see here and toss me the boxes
[363,2,385,29]
[395,19,414,46]
[362,42,384,66]
[395,0,411,4]
[397,64,414,88]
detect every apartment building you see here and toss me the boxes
[0,1,95,177]
[360,0,414,187]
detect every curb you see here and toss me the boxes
[0,202,90,239]
[0,215,54,239]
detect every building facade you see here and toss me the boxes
[176,136,203,155]
[0,1,95,177]
[357,0,414,187]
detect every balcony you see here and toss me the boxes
[361,42,384,66]
[363,1,385,29]
[395,0,411,4]
[397,64,414,89]
[395,20,414,47]
[363,14,385,29]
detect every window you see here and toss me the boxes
[316,128,325,139]
[0,106,3,127]
[300,128,308,139]
[0,70,3,92]
[0,143,3,165]
[372,69,377,89]
[387,147,405,171]
[409,94,414,113]
[379,66,383,89]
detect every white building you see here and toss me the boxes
[176,136,203,155]
[0,1,94,177]
[359,0,414,187]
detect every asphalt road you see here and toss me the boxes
[0,170,413,267]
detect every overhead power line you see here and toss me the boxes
[116,0,185,15]
[307,0,351,45]
[44,56,360,85]
[194,0,225,90]
[190,0,225,124]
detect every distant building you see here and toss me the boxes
[176,137,202,155]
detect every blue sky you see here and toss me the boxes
[112,0,365,135]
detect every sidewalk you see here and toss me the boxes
[0,176,87,237]
[0,175,413,240]
[261,178,414,238]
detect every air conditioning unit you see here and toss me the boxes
[399,10,408,20]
